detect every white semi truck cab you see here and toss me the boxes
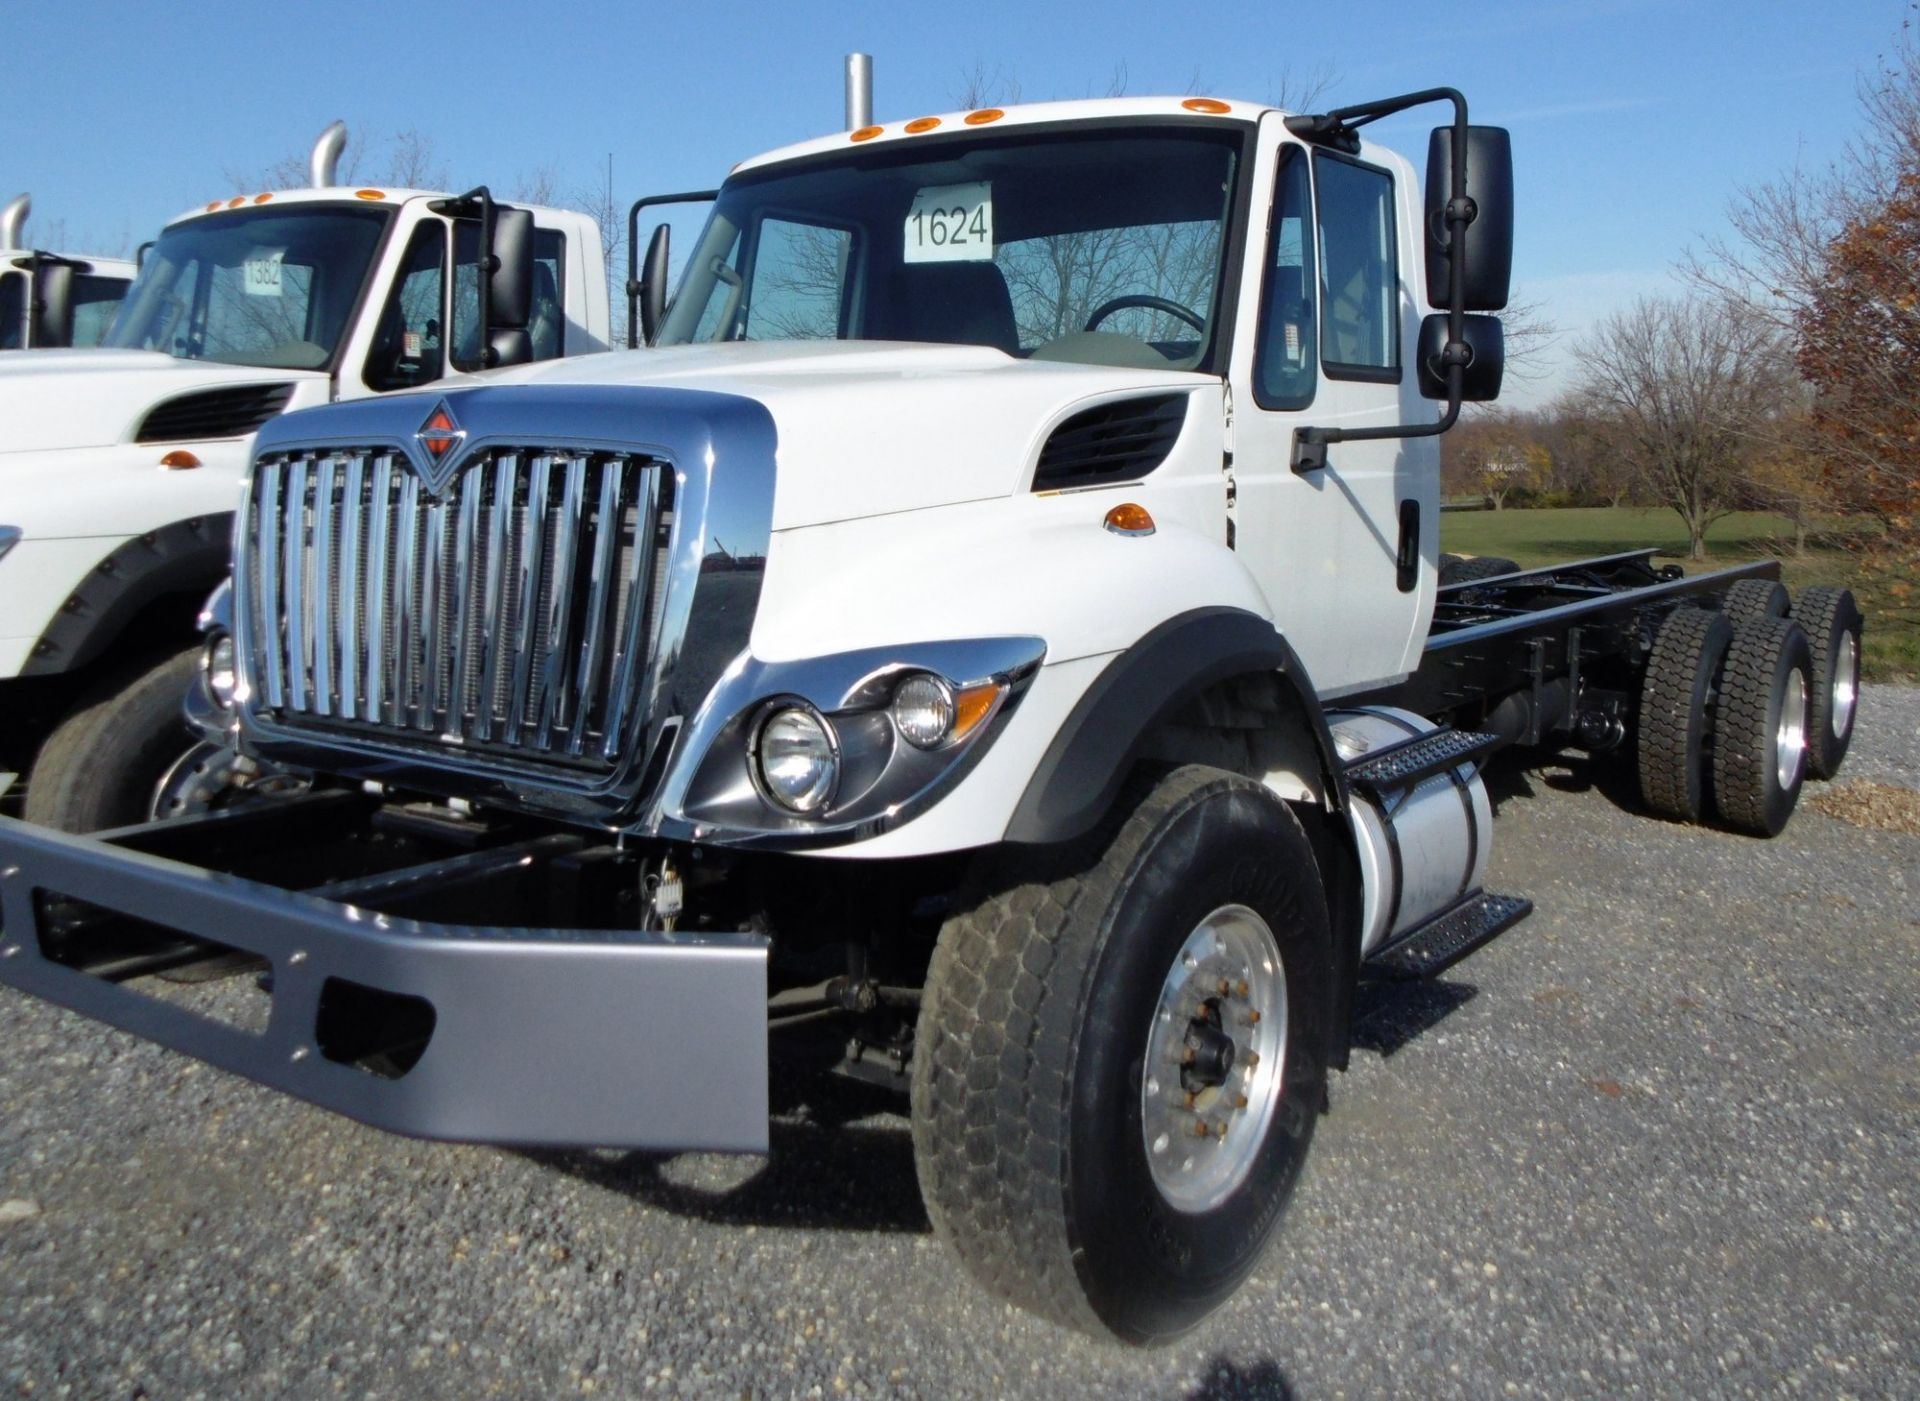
[0,90,1864,1343]
[0,125,611,828]
[0,194,136,350]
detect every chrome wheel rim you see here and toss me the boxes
[1141,904,1287,1214]
[1776,670,1808,792]
[1831,632,1858,739]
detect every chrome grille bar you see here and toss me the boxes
[245,444,666,773]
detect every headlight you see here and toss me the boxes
[753,704,839,813]
[892,673,955,749]
[204,633,238,710]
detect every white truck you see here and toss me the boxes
[0,125,610,829]
[0,89,1864,1343]
[0,194,136,350]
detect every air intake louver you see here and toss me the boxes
[137,383,295,443]
[1032,394,1188,492]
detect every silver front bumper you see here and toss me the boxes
[0,813,769,1151]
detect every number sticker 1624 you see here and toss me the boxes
[904,182,993,264]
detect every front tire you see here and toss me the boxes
[911,766,1332,1343]
[24,645,203,832]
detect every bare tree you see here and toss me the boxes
[222,127,451,193]
[1576,295,1798,559]
[951,62,1022,109]
[570,154,626,344]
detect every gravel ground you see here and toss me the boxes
[2,690,1917,1399]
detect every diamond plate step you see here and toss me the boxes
[1364,891,1533,979]
[1342,728,1500,795]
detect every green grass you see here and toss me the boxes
[1442,506,1918,682]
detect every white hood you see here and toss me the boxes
[483,342,1215,531]
[0,349,326,453]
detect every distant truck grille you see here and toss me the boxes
[243,446,672,771]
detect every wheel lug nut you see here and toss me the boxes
[1184,1091,1197,1109]
[1243,1010,1261,1026]
[1244,1052,1260,1069]
[1233,1093,1249,1110]
[1236,980,1250,997]
[1217,978,1233,996]
[1181,1047,1197,1065]
[1193,1120,1211,1138]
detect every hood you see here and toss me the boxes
[479,341,1216,531]
[0,348,326,453]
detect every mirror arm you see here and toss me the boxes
[1288,88,1476,474]
[625,189,718,349]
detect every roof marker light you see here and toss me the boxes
[227,196,246,209]
[253,193,273,204]
[1183,98,1232,114]
[205,201,221,213]
[964,108,1004,126]
[354,189,386,201]
[850,125,883,143]
[905,116,941,133]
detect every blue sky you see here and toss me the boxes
[4,0,1904,404]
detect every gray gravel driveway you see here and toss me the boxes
[2,690,1916,1399]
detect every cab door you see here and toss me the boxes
[1225,114,1435,697]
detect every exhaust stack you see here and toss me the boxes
[0,193,27,250]
[845,53,872,130]
[309,121,348,189]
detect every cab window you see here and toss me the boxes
[69,275,128,348]
[365,222,445,392]
[0,271,23,349]
[1315,153,1399,378]
[743,218,852,340]
[452,225,567,369]
[1253,146,1318,410]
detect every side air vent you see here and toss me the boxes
[137,383,295,443]
[1032,394,1189,492]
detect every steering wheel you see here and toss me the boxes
[1083,294,1206,334]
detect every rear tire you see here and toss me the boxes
[1637,607,1733,822]
[911,765,1332,1344]
[1720,578,1789,629]
[1710,618,1813,837]
[24,645,202,833]
[1793,585,1863,780]
[1439,555,1520,587]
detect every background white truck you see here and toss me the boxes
[1,194,136,350]
[0,125,611,829]
[0,85,1864,1343]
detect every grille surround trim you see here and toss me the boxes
[231,385,779,828]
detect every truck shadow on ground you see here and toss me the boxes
[1349,978,1478,1057]
[1184,1358,1294,1400]
[1482,744,1646,817]
[521,1067,930,1234]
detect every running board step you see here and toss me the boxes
[1364,891,1533,979]
[1343,728,1500,795]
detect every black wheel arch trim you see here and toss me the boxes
[1004,606,1348,846]
[19,514,234,677]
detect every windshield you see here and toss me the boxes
[658,125,1243,371]
[0,271,22,350]
[104,205,389,369]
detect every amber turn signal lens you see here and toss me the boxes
[850,125,883,142]
[1103,503,1156,537]
[159,450,203,471]
[951,682,1003,742]
[1182,98,1232,114]
[964,108,1005,125]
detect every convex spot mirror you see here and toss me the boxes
[1425,125,1513,312]
[1417,313,1504,402]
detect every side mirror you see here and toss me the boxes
[1417,313,1504,402]
[638,223,671,344]
[1425,125,1513,311]
[30,259,74,347]
[486,206,535,368]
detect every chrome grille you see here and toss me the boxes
[245,446,670,769]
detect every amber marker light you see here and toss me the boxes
[354,189,386,201]
[850,125,883,142]
[1104,502,1156,537]
[159,450,203,471]
[904,116,941,133]
[1183,98,1232,114]
[951,681,1004,742]
[204,201,221,213]
[253,193,273,204]
[964,108,1004,125]
[227,196,246,208]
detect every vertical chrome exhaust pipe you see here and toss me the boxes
[309,121,348,189]
[845,53,873,129]
[0,193,27,250]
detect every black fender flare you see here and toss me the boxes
[19,514,234,677]
[1004,606,1348,845]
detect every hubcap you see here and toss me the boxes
[1831,633,1858,739]
[1141,905,1287,1214]
[1776,670,1808,792]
